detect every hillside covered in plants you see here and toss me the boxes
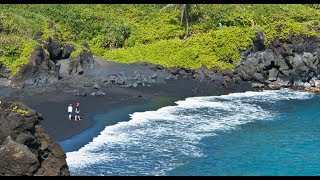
[1,4,320,76]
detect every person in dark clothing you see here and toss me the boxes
[75,102,81,121]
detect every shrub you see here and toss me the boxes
[12,105,30,116]
[104,26,256,70]
[0,35,37,76]
[0,4,320,73]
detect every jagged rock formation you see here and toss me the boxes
[10,45,60,89]
[174,34,320,90]
[8,39,95,88]
[43,38,74,61]
[57,42,95,78]
[9,38,79,89]
[235,34,320,89]
[0,100,70,176]
[67,49,94,76]
[44,38,62,61]
[0,61,11,78]
[61,44,75,60]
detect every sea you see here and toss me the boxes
[60,88,320,176]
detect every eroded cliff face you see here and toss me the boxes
[0,100,69,176]
[235,34,320,89]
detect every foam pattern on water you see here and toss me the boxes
[66,89,313,175]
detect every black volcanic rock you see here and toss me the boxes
[0,100,70,176]
[0,136,40,176]
[44,38,62,61]
[62,44,75,59]
[0,61,11,78]
[253,31,265,52]
[68,49,94,76]
[234,35,320,88]
[10,45,60,89]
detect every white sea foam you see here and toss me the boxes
[66,88,313,175]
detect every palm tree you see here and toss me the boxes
[160,4,191,38]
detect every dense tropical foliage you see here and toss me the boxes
[0,4,319,76]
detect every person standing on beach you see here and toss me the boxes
[75,102,81,121]
[68,104,73,120]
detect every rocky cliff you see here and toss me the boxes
[0,100,69,176]
[235,34,320,90]
[3,34,320,95]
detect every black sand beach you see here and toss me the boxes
[0,75,253,143]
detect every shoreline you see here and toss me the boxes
[59,79,257,152]
[60,96,176,152]
[2,73,318,150]
[1,77,254,144]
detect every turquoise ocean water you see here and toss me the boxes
[62,89,320,176]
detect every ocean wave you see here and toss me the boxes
[66,88,313,175]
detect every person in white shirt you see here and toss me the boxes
[68,104,73,120]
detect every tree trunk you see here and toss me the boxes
[180,5,184,25]
[184,4,189,37]
[161,4,191,38]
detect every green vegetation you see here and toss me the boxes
[69,42,91,58]
[160,4,192,38]
[0,4,319,75]
[12,105,30,116]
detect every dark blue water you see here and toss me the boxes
[64,89,320,176]
[169,95,320,176]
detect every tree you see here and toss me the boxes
[308,4,320,9]
[160,4,191,38]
